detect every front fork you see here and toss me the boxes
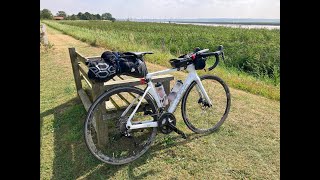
[194,76,212,107]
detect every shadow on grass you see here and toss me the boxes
[40,97,212,179]
[40,97,157,179]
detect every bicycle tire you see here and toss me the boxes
[84,86,158,165]
[181,75,231,133]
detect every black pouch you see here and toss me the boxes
[120,53,148,78]
[86,51,118,82]
[87,59,117,82]
[193,56,206,70]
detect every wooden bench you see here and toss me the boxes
[68,47,174,147]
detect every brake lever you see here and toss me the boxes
[217,45,224,60]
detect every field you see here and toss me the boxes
[43,20,280,100]
[40,25,279,179]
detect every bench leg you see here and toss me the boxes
[95,104,109,148]
[68,48,82,92]
[92,82,108,148]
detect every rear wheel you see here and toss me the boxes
[181,75,231,133]
[84,86,158,165]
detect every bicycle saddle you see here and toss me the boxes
[123,52,154,58]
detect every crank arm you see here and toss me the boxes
[167,121,187,139]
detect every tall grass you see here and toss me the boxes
[43,20,280,100]
[57,20,280,84]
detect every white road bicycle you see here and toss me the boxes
[84,46,231,165]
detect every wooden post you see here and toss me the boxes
[92,82,108,147]
[40,24,48,46]
[69,48,83,92]
[163,80,170,95]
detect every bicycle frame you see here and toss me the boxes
[125,64,212,130]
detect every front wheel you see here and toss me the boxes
[181,75,231,133]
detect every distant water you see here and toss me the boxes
[122,18,280,30]
[172,22,280,30]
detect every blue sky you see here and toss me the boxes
[40,0,280,19]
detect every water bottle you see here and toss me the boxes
[168,80,183,102]
[155,82,168,107]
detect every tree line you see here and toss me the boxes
[40,9,116,22]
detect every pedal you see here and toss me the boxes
[167,121,187,139]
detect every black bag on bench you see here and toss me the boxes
[119,52,148,78]
[86,51,148,82]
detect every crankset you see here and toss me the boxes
[158,112,187,139]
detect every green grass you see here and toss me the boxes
[43,20,279,100]
[40,27,279,179]
[46,20,280,83]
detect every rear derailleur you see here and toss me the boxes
[117,116,132,137]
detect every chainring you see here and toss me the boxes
[158,112,176,134]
